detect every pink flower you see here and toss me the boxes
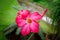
[16,9,47,36]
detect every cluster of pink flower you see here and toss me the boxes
[16,9,47,36]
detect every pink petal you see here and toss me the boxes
[31,12,42,21]
[21,24,30,36]
[16,15,26,27]
[30,21,39,33]
[18,10,30,17]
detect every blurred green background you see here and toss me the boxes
[0,0,22,40]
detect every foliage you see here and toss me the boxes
[0,0,22,31]
[0,32,7,40]
[52,0,60,37]
[0,0,22,40]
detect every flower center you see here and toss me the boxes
[27,19,32,23]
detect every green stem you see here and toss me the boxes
[27,33,34,40]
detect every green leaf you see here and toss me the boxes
[0,32,7,40]
[40,21,56,34]
[4,23,17,35]
[39,27,45,40]
[0,0,23,31]
[0,0,23,39]
[16,28,21,35]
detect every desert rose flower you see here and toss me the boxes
[16,9,47,36]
